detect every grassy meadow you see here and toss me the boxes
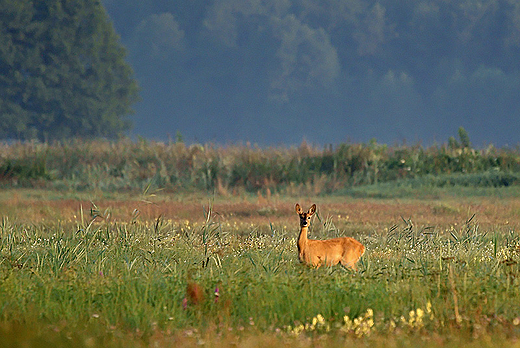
[1,137,520,347]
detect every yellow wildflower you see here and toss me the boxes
[426,301,434,320]
[416,308,424,319]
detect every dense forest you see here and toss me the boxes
[101,0,520,146]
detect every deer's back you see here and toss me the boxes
[304,236,364,266]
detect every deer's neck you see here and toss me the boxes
[298,226,309,253]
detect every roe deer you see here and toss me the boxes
[296,203,365,270]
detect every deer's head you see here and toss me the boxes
[296,203,316,228]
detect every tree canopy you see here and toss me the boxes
[101,0,520,146]
[0,0,139,141]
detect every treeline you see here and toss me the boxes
[2,133,520,194]
[102,0,520,145]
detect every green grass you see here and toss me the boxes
[0,204,519,346]
[335,172,520,199]
[3,137,520,346]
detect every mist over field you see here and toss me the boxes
[102,0,520,147]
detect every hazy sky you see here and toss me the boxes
[103,0,520,147]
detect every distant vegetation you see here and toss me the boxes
[103,0,520,145]
[4,0,520,145]
[1,128,520,194]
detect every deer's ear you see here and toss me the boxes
[295,203,302,214]
[309,204,316,215]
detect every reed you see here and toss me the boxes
[1,134,520,194]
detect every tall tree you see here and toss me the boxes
[0,0,139,141]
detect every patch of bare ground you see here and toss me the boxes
[1,190,518,231]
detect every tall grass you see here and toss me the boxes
[1,207,519,342]
[1,133,520,194]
